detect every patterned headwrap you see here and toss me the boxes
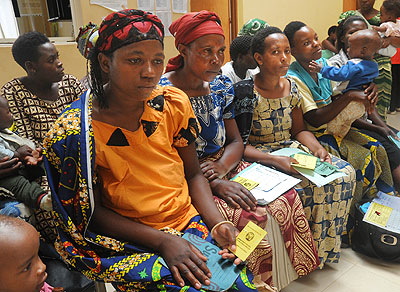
[165,10,224,72]
[238,18,269,36]
[95,9,164,55]
[76,22,99,59]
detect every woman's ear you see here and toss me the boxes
[25,61,36,74]
[177,43,189,57]
[98,53,111,74]
[254,52,263,66]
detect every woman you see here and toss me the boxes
[234,26,356,269]
[0,31,84,241]
[331,15,400,192]
[159,11,319,290]
[339,0,392,120]
[285,21,394,222]
[1,31,84,146]
[44,9,256,292]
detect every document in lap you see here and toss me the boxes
[158,233,242,291]
[231,163,301,204]
[271,148,347,187]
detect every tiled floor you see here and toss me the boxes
[280,248,400,292]
[106,113,400,292]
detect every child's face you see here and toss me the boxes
[0,96,14,130]
[0,223,47,292]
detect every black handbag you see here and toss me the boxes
[351,202,400,262]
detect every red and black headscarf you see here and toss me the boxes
[165,10,224,72]
[95,9,164,55]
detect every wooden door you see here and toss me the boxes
[343,0,358,12]
[190,0,237,61]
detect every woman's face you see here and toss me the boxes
[291,26,322,63]
[342,20,368,51]
[31,42,64,83]
[255,33,291,76]
[181,34,225,82]
[358,0,375,11]
[100,39,165,101]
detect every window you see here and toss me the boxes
[0,0,81,43]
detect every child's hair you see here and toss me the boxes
[251,26,284,56]
[12,32,50,70]
[328,25,337,36]
[336,15,368,52]
[229,35,253,62]
[283,21,307,48]
[0,214,24,231]
[383,0,400,19]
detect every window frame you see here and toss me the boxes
[0,0,82,44]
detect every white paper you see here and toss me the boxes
[155,10,172,36]
[363,192,400,234]
[374,191,400,210]
[172,0,187,13]
[137,0,155,11]
[231,163,301,204]
[90,0,127,11]
[271,148,347,187]
[155,0,171,10]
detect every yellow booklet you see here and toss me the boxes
[232,221,267,261]
[364,202,393,227]
[291,153,318,170]
[231,176,259,190]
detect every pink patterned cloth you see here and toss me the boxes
[40,282,53,292]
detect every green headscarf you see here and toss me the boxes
[238,18,269,36]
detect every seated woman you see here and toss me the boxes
[44,9,256,292]
[233,26,356,268]
[159,11,319,290]
[284,21,395,218]
[0,31,85,241]
[1,31,84,147]
[330,15,400,192]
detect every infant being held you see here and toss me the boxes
[309,29,381,137]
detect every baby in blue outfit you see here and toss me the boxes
[309,29,382,137]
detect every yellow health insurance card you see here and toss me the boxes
[232,221,267,261]
[291,153,318,170]
[231,176,259,190]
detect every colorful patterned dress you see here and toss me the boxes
[159,75,319,288]
[1,75,85,146]
[234,77,356,268]
[339,10,392,121]
[43,87,257,292]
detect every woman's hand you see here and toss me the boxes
[0,156,21,178]
[211,179,257,211]
[159,235,211,289]
[313,147,332,164]
[200,160,227,181]
[269,155,299,175]
[212,222,242,266]
[363,83,378,108]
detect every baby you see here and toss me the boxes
[0,214,53,292]
[373,0,400,38]
[309,29,381,137]
[0,95,51,211]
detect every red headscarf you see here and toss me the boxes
[165,10,224,72]
[95,9,164,55]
